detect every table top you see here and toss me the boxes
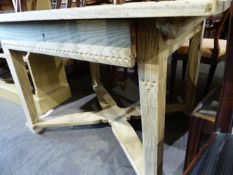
[0,0,230,22]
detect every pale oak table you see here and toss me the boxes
[0,0,230,174]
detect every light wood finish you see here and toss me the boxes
[1,18,206,175]
[0,79,20,104]
[110,109,144,175]
[4,49,39,125]
[137,19,169,175]
[26,53,71,114]
[0,1,230,174]
[94,85,117,109]
[0,74,71,115]
[36,110,106,128]
[36,82,143,174]
[185,23,205,106]
[0,53,6,59]
[90,63,102,87]
[0,0,71,115]
[2,19,206,174]
[166,24,202,56]
[0,20,134,67]
[89,63,144,174]
[0,0,231,21]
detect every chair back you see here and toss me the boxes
[204,9,230,60]
[215,4,233,133]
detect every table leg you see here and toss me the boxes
[137,19,169,175]
[90,63,102,87]
[185,23,204,107]
[4,49,41,133]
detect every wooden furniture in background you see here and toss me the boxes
[184,4,233,174]
[11,0,51,12]
[0,1,14,12]
[0,0,230,174]
[169,9,230,101]
[184,86,220,169]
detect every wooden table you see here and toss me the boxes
[0,0,230,174]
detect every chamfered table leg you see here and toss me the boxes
[185,23,204,107]
[137,19,169,175]
[4,49,41,133]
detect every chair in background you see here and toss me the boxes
[184,86,221,169]
[184,4,233,174]
[169,9,230,101]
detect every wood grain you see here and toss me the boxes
[156,17,205,39]
[0,0,231,22]
[94,85,117,109]
[90,63,102,87]
[27,53,70,98]
[0,79,20,104]
[35,111,105,128]
[111,116,144,175]
[185,22,205,107]
[137,19,169,175]
[166,23,203,56]
[0,20,134,67]
[4,49,39,125]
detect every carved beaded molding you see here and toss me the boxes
[2,42,135,67]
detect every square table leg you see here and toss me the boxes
[137,19,169,175]
[185,23,204,107]
[3,49,41,133]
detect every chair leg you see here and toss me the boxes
[203,63,217,96]
[109,65,117,88]
[56,0,62,8]
[169,55,178,101]
[182,59,188,80]
[184,115,204,170]
[134,63,138,75]
[121,68,128,89]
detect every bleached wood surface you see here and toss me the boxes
[0,20,134,67]
[0,0,231,22]
[1,0,231,173]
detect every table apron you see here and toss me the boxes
[0,19,135,67]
